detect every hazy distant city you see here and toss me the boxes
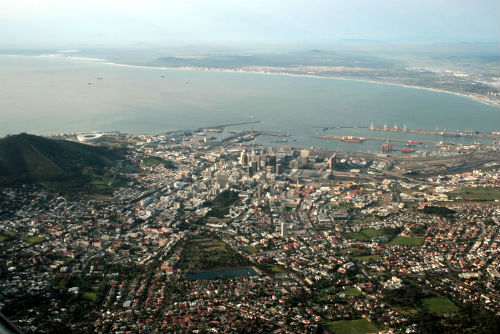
[1,1,499,334]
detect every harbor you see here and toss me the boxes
[314,123,496,139]
[317,134,440,145]
[367,122,495,139]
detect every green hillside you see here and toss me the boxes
[0,133,124,194]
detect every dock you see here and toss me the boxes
[255,131,289,137]
[317,135,440,144]
[203,120,261,131]
[315,123,497,140]
[368,123,496,139]
[313,125,369,131]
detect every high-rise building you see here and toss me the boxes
[251,161,258,172]
[280,222,287,238]
[328,154,336,170]
[267,155,276,167]
[298,157,308,168]
[239,151,248,165]
[275,163,282,175]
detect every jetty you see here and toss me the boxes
[317,135,440,144]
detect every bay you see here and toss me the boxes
[0,55,498,153]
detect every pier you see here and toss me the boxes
[317,135,440,144]
[315,123,497,139]
[221,131,252,142]
[368,123,495,139]
[255,131,289,137]
[313,125,369,131]
[203,120,261,131]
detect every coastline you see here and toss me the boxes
[77,56,499,107]
[2,53,498,107]
[1,50,497,151]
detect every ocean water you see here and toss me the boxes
[1,55,498,152]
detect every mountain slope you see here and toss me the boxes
[0,133,123,193]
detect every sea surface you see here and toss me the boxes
[1,55,498,153]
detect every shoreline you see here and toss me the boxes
[2,53,498,107]
[81,56,499,107]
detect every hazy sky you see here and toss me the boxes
[1,0,498,47]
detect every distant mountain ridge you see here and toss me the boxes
[0,133,123,193]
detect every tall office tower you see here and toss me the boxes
[328,154,336,169]
[280,222,287,238]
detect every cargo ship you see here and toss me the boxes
[341,136,365,143]
[440,131,461,137]
[381,143,392,151]
[369,123,478,137]
[406,140,422,146]
[381,139,392,151]
[401,148,414,153]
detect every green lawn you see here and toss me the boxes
[205,190,240,219]
[268,265,287,274]
[355,255,382,262]
[316,294,331,303]
[325,319,378,334]
[257,265,288,276]
[143,156,176,169]
[143,156,163,166]
[345,228,386,241]
[24,236,45,244]
[421,297,458,314]
[391,236,424,246]
[351,216,376,224]
[344,287,363,297]
[452,186,499,202]
[340,248,367,256]
[176,235,251,271]
[56,279,68,290]
[394,306,420,315]
[0,231,16,242]
[82,292,97,301]
[242,245,260,254]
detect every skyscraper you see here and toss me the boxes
[328,154,336,170]
[280,222,287,238]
